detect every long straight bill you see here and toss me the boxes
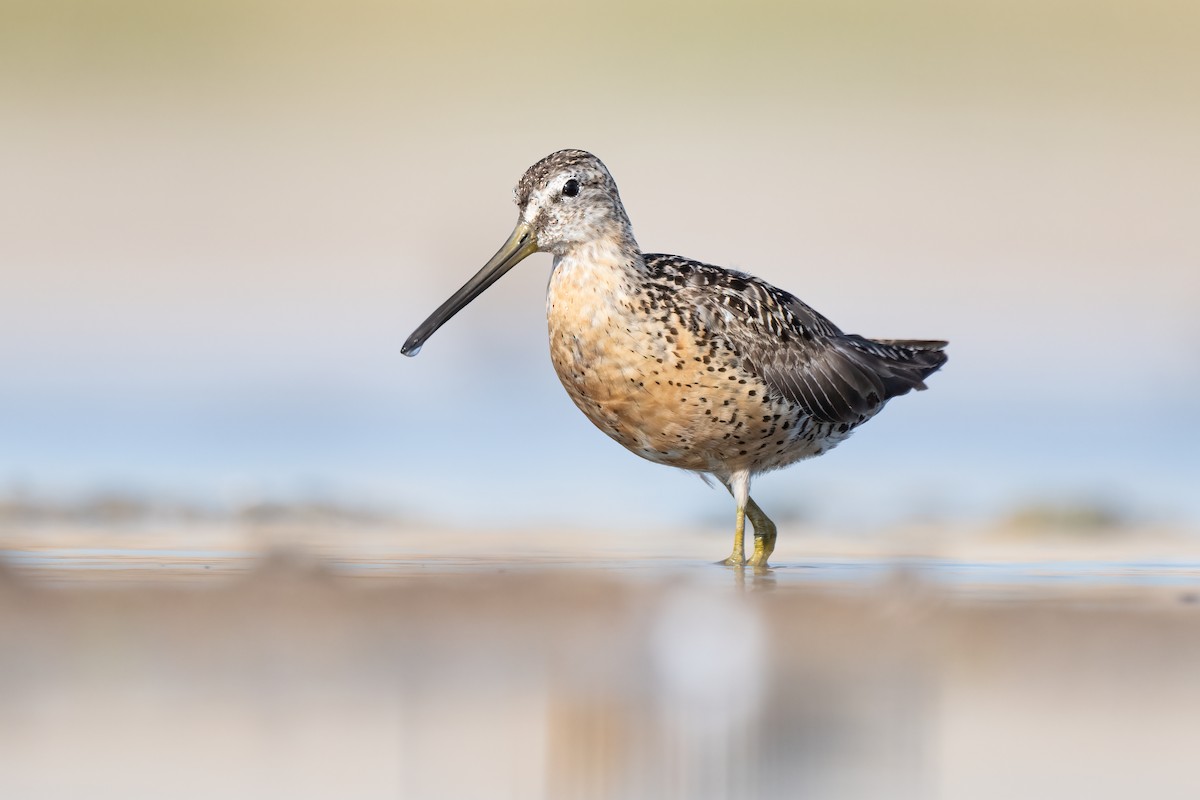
[401,222,538,356]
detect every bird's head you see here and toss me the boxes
[513,149,633,256]
[402,149,633,356]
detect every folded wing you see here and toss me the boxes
[653,254,948,425]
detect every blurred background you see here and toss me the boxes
[2,2,1200,798]
[2,0,1197,529]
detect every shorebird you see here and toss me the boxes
[403,150,946,567]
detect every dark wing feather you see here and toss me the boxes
[645,254,948,425]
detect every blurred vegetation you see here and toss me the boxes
[1003,500,1131,534]
[1,0,1195,102]
[0,488,390,528]
[1,486,1151,535]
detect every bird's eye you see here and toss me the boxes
[562,179,580,198]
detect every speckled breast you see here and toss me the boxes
[545,257,843,477]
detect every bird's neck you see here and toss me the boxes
[554,228,645,280]
[549,233,649,314]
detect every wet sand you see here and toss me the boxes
[2,525,1199,799]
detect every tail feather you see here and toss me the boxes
[840,336,948,399]
[872,338,949,351]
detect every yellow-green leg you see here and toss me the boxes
[718,504,747,566]
[716,471,777,568]
[746,498,777,568]
[717,470,752,567]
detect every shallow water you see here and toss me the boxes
[2,528,1199,799]
[7,540,1200,597]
